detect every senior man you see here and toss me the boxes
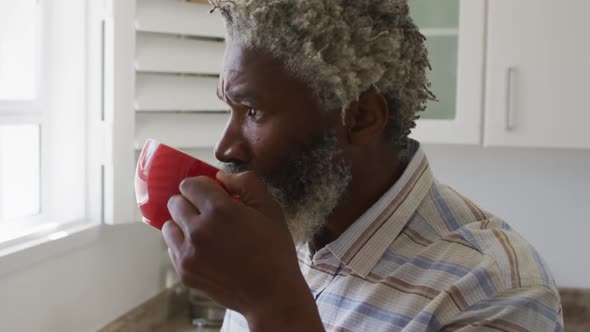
[163,0,563,331]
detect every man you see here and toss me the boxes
[163,0,564,331]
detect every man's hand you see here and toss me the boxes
[162,171,324,332]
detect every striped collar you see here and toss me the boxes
[323,139,434,278]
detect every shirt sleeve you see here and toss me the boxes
[443,285,563,332]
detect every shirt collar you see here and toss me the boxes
[325,139,434,277]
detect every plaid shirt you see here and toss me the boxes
[221,140,563,332]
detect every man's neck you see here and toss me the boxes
[311,144,406,251]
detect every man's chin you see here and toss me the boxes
[284,211,325,245]
[270,174,350,246]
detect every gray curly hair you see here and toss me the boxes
[210,0,435,145]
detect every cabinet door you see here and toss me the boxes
[410,0,486,145]
[484,0,590,148]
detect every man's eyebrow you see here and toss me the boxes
[224,89,263,104]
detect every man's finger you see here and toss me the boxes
[167,247,179,272]
[167,247,205,289]
[162,220,184,253]
[179,176,231,213]
[168,194,199,238]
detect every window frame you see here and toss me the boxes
[0,0,105,267]
[0,0,47,226]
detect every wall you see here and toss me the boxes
[0,224,164,332]
[423,144,590,288]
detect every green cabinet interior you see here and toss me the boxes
[409,0,459,120]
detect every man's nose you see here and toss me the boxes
[214,113,249,164]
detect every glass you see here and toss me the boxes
[0,124,41,221]
[0,0,39,100]
[409,0,459,29]
[420,36,459,120]
[409,0,460,120]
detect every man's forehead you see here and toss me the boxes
[217,44,271,101]
[219,42,295,101]
[218,41,318,108]
[222,42,284,77]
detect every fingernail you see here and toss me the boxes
[216,171,227,181]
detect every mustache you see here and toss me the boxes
[218,162,251,174]
[218,162,277,198]
[218,162,278,194]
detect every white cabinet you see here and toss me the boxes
[410,0,487,145]
[483,0,590,149]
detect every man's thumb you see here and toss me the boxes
[216,171,282,218]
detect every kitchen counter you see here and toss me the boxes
[98,285,221,332]
[561,288,590,332]
[100,286,589,331]
[152,315,219,332]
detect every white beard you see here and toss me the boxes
[220,132,352,245]
[263,133,352,245]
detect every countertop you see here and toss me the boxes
[153,315,219,332]
[98,285,221,332]
[100,285,589,331]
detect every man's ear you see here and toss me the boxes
[343,89,389,145]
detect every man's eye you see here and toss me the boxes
[247,108,263,120]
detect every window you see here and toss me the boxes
[0,1,43,235]
[0,125,40,221]
[0,1,40,101]
[0,0,101,249]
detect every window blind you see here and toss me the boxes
[134,0,227,150]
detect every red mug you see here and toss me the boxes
[135,138,225,230]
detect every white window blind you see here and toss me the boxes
[103,0,226,225]
[134,0,228,150]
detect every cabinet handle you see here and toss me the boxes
[505,67,516,131]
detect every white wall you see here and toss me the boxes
[0,224,164,332]
[423,144,590,288]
